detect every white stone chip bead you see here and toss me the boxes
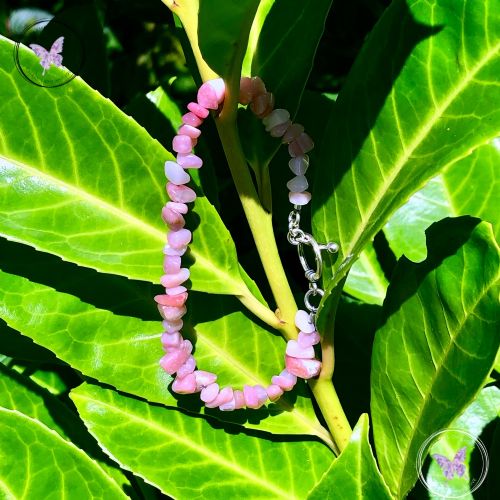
[262,109,290,131]
[286,175,308,192]
[164,161,190,185]
[289,155,309,175]
[295,309,316,333]
[289,191,311,206]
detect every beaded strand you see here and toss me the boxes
[157,77,321,411]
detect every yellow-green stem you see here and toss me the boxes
[216,114,298,340]
[309,378,352,452]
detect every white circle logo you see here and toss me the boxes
[416,428,489,498]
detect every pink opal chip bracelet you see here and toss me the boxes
[157,77,324,411]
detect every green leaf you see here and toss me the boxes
[0,364,73,439]
[370,218,500,498]
[0,35,258,299]
[71,382,334,500]
[0,407,128,499]
[425,386,500,499]
[308,414,392,500]
[0,268,330,442]
[344,244,388,305]
[312,0,500,329]
[0,364,129,491]
[198,0,259,78]
[385,139,500,262]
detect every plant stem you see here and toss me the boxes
[216,113,298,340]
[309,377,352,452]
[237,292,283,331]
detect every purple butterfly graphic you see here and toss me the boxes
[432,447,467,480]
[29,36,64,75]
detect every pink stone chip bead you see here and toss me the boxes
[163,255,181,274]
[286,175,308,192]
[254,385,268,407]
[167,228,192,249]
[197,79,225,110]
[177,355,196,378]
[178,124,201,139]
[266,384,284,402]
[297,331,321,348]
[161,331,182,349]
[206,386,233,408]
[158,304,187,321]
[155,292,188,308]
[250,92,274,118]
[243,385,259,409]
[239,76,266,104]
[172,373,197,394]
[200,382,219,403]
[269,120,291,138]
[289,191,311,206]
[295,310,316,333]
[219,396,236,411]
[163,244,187,256]
[285,355,321,379]
[160,339,193,374]
[262,109,290,131]
[166,202,189,214]
[182,112,203,127]
[164,161,190,185]
[167,183,197,203]
[172,135,193,154]
[286,339,315,359]
[271,370,297,391]
[282,123,304,144]
[288,132,314,157]
[162,319,183,333]
[177,153,203,169]
[162,207,185,229]
[233,390,246,409]
[187,101,209,119]
[160,268,190,288]
[165,286,187,296]
[289,155,309,175]
[194,371,217,391]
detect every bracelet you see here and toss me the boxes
[156,77,338,411]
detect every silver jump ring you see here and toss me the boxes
[304,287,324,313]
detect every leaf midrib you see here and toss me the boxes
[345,39,500,260]
[393,269,499,498]
[74,393,296,500]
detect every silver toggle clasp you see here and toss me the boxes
[296,233,339,282]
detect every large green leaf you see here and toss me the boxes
[0,407,128,499]
[0,267,331,442]
[425,386,500,499]
[0,364,129,491]
[71,382,334,500]
[385,139,500,262]
[0,35,258,300]
[371,218,500,498]
[312,0,500,329]
[308,414,392,500]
